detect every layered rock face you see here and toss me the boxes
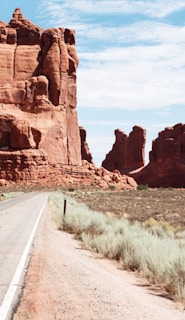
[131,124,185,187]
[0,8,81,182]
[0,9,137,190]
[102,126,146,173]
[79,127,93,163]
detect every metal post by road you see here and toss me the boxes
[63,198,67,216]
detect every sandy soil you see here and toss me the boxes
[13,207,185,320]
[71,189,185,227]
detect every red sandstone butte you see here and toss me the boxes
[131,123,185,188]
[102,126,146,174]
[79,127,93,163]
[0,8,81,181]
[0,9,137,190]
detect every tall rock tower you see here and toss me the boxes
[0,8,82,182]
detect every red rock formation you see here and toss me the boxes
[102,126,146,173]
[0,9,137,191]
[79,127,93,163]
[131,123,185,187]
[0,8,81,180]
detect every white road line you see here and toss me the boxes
[0,194,48,320]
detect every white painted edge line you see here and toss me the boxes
[0,194,48,320]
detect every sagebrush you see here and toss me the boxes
[49,191,185,303]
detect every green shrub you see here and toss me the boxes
[137,184,149,190]
[108,184,116,191]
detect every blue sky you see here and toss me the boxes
[2,1,185,166]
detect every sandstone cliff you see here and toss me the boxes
[131,123,185,188]
[79,127,93,163]
[102,126,146,173]
[0,9,137,191]
[0,8,81,181]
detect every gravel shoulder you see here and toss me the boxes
[13,206,185,320]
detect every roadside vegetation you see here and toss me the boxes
[0,192,24,201]
[49,190,185,304]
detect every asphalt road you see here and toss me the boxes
[0,192,48,319]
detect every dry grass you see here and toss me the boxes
[49,189,185,304]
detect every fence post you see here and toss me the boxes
[63,198,67,217]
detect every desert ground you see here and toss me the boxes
[70,188,185,228]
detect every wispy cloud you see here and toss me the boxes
[38,0,185,21]
[76,22,185,45]
[37,1,185,111]
[77,57,185,110]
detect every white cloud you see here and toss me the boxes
[37,1,185,111]
[36,0,185,166]
[38,0,185,20]
[75,22,185,45]
[80,43,185,66]
[77,44,185,110]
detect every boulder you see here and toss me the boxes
[81,161,137,190]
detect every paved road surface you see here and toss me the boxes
[0,192,48,319]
